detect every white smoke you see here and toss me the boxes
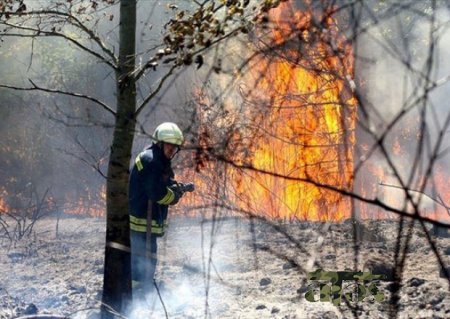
[127,280,194,318]
[353,3,450,216]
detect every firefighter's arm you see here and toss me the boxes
[156,183,195,205]
[142,163,183,205]
[139,155,194,205]
[156,184,183,205]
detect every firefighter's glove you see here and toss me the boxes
[167,184,183,205]
[158,185,182,205]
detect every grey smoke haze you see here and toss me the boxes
[0,1,199,213]
[353,2,450,214]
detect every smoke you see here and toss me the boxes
[124,216,246,318]
[352,1,450,218]
[0,1,201,216]
[0,10,116,215]
[127,279,194,318]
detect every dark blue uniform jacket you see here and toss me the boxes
[128,143,174,235]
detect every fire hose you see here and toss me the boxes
[176,182,195,193]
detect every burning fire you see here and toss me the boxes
[185,1,356,221]
[357,160,450,222]
[0,188,9,213]
[430,165,450,221]
[62,185,106,217]
[231,2,356,221]
[0,185,105,218]
[185,1,450,224]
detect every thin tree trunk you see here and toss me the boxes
[101,0,136,317]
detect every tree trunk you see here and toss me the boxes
[101,0,136,317]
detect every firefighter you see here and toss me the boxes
[128,122,193,296]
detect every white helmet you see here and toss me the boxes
[153,122,184,146]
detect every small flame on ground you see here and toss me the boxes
[0,188,9,213]
[62,185,106,217]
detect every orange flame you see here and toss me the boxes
[0,198,9,214]
[429,165,450,222]
[62,185,106,217]
[233,2,355,221]
[0,187,10,214]
[184,1,356,221]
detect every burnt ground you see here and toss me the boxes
[0,215,449,319]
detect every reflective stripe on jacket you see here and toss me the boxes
[129,214,168,235]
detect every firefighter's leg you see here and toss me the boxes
[130,230,147,295]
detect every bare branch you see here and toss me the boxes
[2,9,117,66]
[135,64,177,115]
[1,23,117,70]
[0,80,116,116]
[380,182,450,211]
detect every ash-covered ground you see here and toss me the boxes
[0,215,449,319]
